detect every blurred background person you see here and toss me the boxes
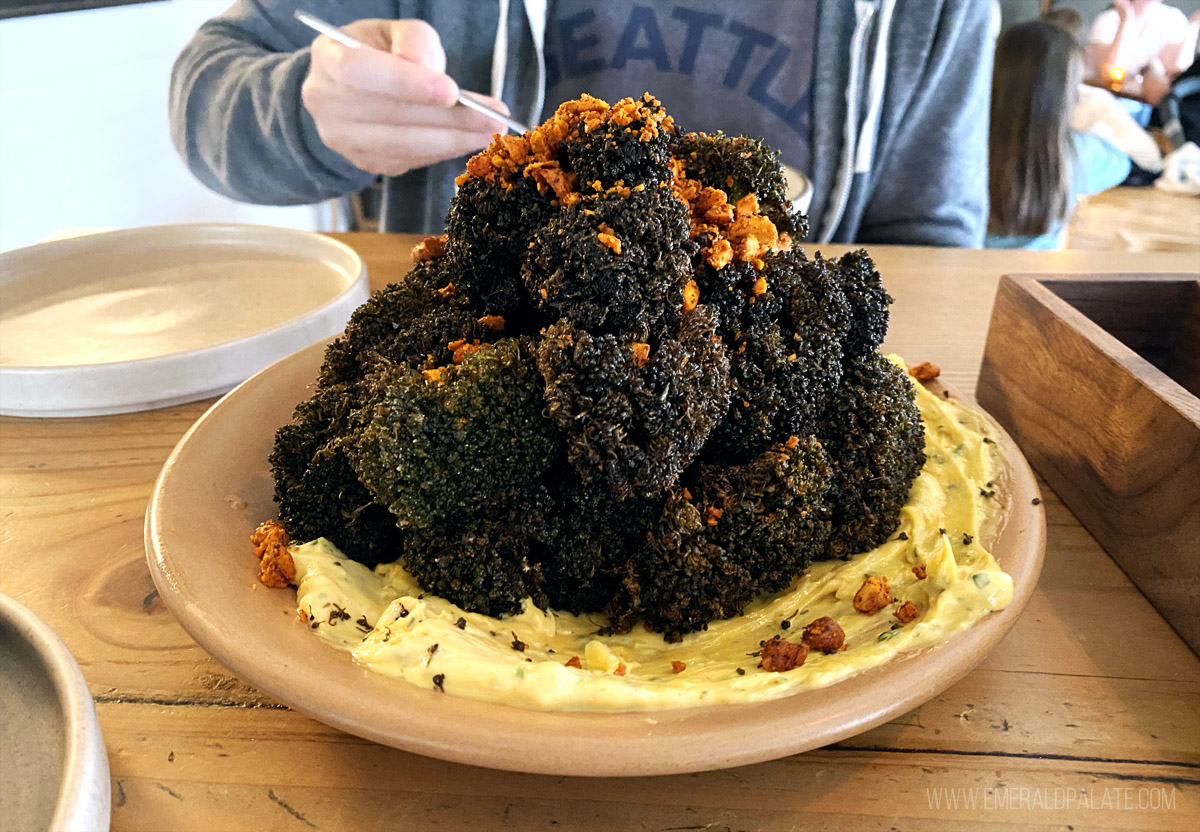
[986,20,1131,250]
[1044,5,1163,174]
[1087,2,1196,102]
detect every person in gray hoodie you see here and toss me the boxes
[170,1,993,246]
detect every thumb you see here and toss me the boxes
[388,19,448,74]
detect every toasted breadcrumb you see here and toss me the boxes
[853,576,893,615]
[760,635,808,672]
[631,342,651,367]
[893,601,921,624]
[912,563,927,580]
[909,362,941,383]
[671,660,686,673]
[565,655,582,669]
[682,279,700,313]
[250,520,294,588]
[411,234,447,263]
[801,616,846,653]
[597,222,623,254]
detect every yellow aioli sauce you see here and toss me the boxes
[290,356,1013,712]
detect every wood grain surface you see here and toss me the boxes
[2,235,1199,831]
[978,275,1200,652]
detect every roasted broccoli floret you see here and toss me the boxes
[540,475,662,615]
[536,306,731,500]
[608,437,832,640]
[317,259,486,389]
[675,131,807,236]
[269,384,404,568]
[706,251,850,461]
[351,338,557,528]
[524,186,694,336]
[397,493,557,617]
[819,352,925,557]
[443,175,557,325]
[561,92,677,191]
[834,249,892,360]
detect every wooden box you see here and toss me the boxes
[977,274,1200,653]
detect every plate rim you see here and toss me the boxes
[145,339,1046,777]
[0,224,369,417]
[0,594,111,832]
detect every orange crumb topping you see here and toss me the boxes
[597,222,622,255]
[682,279,700,313]
[631,342,650,366]
[478,315,506,331]
[436,283,456,298]
[450,340,483,365]
[411,234,447,264]
[784,436,800,449]
[614,662,628,677]
[457,93,673,207]
[705,506,724,526]
[671,660,686,674]
[250,520,294,588]
[565,656,582,669]
[909,362,941,383]
[751,276,768,296]
[422,367,447,383]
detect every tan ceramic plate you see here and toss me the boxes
[146,339,1045,777]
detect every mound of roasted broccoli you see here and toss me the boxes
[269,93,925,640]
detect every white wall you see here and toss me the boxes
[0,0,327,252]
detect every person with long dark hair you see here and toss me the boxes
[986,21,1132,250]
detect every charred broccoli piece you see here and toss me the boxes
[539,475,662,615]
[524,186,694,336]
[443,175,557,324]
[536,306,731,500]
[561,94,676,191]
[608,437,832,640]
[674,131,807,236]
[269,384,404,568]
[397,492,557,617]
[350,338,557,528]
[317,259,486,389]
[706,251,850,461]
[819,352,925,558]
[834,249,892,360]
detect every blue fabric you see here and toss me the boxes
[543,1,818,180]
[985,131,1131,250]
[1117,96,1152,128]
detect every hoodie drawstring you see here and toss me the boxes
[854,0,895,174]
[490,0,547,130]
[490,0,511,101]
[819,1,875,242]
[819,0,895,241]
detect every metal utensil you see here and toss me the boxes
[295,10,528,134]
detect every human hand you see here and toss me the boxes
[301,19,507,176]
[1113,0,1132,24]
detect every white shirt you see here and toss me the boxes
[1089,4,1190,75]
[1073,84,1163,172]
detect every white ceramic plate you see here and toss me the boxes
[0,223,368,417]
[0,594,110,832]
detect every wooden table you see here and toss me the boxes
[2,235,1198,831]
[1068,187,1200,254]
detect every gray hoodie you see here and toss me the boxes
[170,0,993,246]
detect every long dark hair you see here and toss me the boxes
[988,21,1083,237]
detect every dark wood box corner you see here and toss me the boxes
[977,274,1200,653]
